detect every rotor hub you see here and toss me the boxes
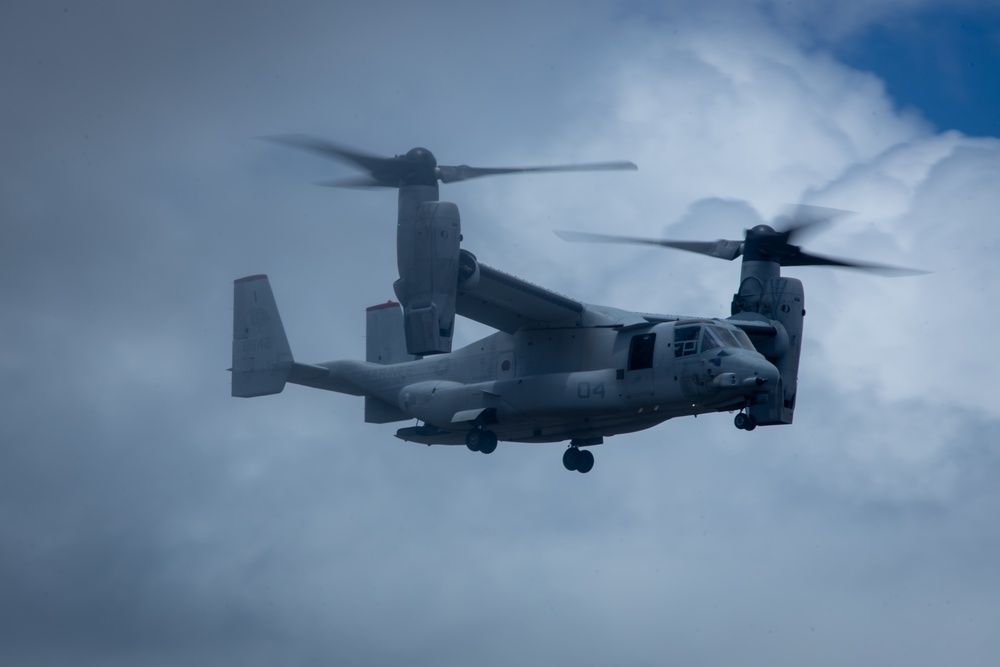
[395,147,438,186]
[403,147,437,169]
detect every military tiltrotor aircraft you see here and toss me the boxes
[233,137,918,473]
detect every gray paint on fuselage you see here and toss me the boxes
[293,319,777,445]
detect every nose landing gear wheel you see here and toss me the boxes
[562,447,594,473]
[734,412,757,431]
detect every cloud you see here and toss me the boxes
[2,1,999,665]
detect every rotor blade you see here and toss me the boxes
[776,204,855,244]
[555,230,743,260]
[782,249,928,276]
[439,161,637,184]
[260,134,390,174]
[314,176,390,189]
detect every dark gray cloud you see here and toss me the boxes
[2,1,999,665]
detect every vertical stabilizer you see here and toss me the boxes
[232,275,293,397]
[366,301,417,365]
[365,300,415,423]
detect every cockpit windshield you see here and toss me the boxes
[729,327,754,350]
[674,323,755,357]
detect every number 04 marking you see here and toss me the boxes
[577,382,606,399]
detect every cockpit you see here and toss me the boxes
[673,322,756,358]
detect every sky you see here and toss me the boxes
[2,1,999,665]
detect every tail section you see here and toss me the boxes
[232,275,293,397]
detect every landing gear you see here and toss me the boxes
[465,428,498,454]
[734,412,757,431]
[562,446,595,473]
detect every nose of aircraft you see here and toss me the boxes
[739,353,780,390]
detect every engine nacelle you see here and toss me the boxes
[394,201,461,355]
[733,275,804,425]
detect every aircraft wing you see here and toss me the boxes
[456,262,585,332]
[456,261,774,335]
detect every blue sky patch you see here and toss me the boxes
[833,6,1000,137]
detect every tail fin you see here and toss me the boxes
[364,301,416,423]
[232,275,293,397]
[366,301,417,365]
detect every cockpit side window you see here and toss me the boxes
[628,333,656,370]
[675,324,754,356]
[674,325,700,358]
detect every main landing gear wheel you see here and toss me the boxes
[466,429,498,454]
[562,447,595,473]
[734,412,758,431]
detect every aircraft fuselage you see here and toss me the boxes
[301,321,779,445]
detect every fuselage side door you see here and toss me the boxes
[626,333,655,397]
